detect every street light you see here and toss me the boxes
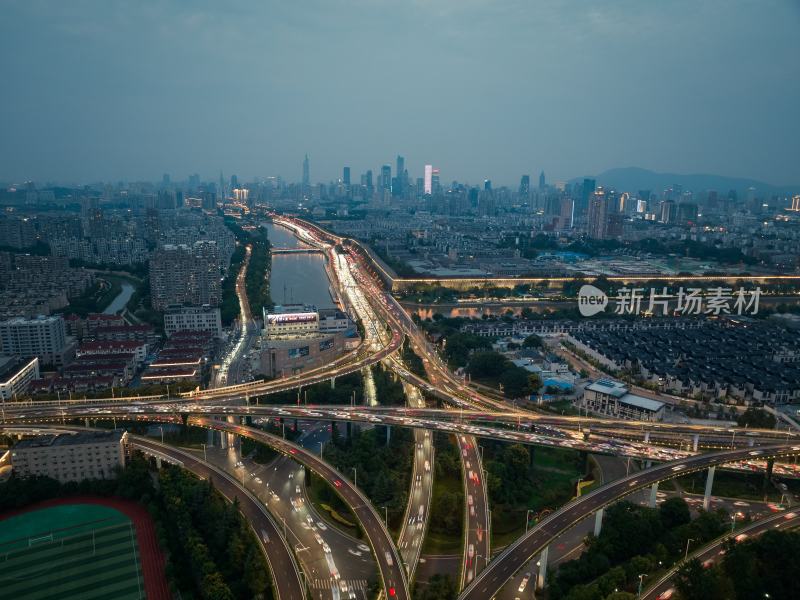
[352,467,357,488]
[526,509,535,534]
[637,573,647,598]
[684,538,695,561]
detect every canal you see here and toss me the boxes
[262,221,335,309]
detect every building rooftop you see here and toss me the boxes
[586,378,628,398]
[14,430,124,450]
[619,393,665,413]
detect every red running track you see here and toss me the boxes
[0,495,171,600]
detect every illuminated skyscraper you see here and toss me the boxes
[519,175,530,197]
[587,187,609,239]
[424,165,433,195]
[381,164,391,192]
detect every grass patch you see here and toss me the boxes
[675,470,781,502]
[423,433,464,555]
[306,474,363,540]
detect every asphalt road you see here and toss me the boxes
[130,437,305,600]
[190,416,410,600]
[460,443,800,600]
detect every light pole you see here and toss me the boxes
[159,426,164,444]
[383,506,388,525]
[526,509,534,534]
[731,513,738,532]
[684,538,694,561]
[637,573,646,599]
[352,467,357,488]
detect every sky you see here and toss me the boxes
[1,0,798,187]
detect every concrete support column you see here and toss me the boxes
[644,431,650,443]
[84,418,90,427]
[536,545,549,590]
[649,482,659,508]
[693,434,700,452]
[330,377,336,389]
[748,438,755,447]
[156,457,162,469]
[703,466,716,511]
[645,460,652,469]
[593,508,604,537]
[386,425,391,444]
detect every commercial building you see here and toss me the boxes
[578,379,665,422]
[164,304,222,337]
[263,305,320,339]
[11,430,128,483]
[0,356,39,400]
[0,315,73,367]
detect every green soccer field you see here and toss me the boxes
[0,504,145,600]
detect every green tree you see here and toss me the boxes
[659,497,691,529]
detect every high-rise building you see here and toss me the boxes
[395,155,405,197]
[365,170,373,192]
[424,165,433,195]
[587,188,609,239]
[164,304,222,338]
[559,198,574,229]
[431,169,441,195]
[150,243,223,311]
[302,154,310,186]
[380,165,392,192]
[660,200,677,224]
[484,179,492,191]
[0,315,71,366]
[342,167,351,186]
[519,175,530,198]
[539,171,546,190]
[578,178,596,220]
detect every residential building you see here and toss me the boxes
[149,243,222,311]
[0,356,39,400]
[11,430,128,484]
[0,315,73,366]
[164,304,222,337]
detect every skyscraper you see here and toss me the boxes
[302,154,310,186]
[578,178,596,220]
[519,175,530,198]
[342,167,350,186]
[587,188,609,239]
[395,155,405,197]
[539,171,546,190]
[424,165,433,195]
[381,164,391,192]
[484,179,492,191]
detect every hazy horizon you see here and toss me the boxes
[1,1,798,186]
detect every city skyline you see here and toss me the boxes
[1,1,798,185]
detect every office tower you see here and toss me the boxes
[587,188,609,239]
[484,179,492,191]
[302,154,310,186]
[365,170,373,192]
[219,171,226,200]
[188,174,200,190]
[380,165,392,192]
[659,200,677,224]
[395,155,405,196]
[678,202,698,224]
[343,167,351,186]
[539,171,546,190]
[790,195,800,211]
[424,165,433,195]
[519,175,530,198]
[559,197,574,229]
[431,169,441,195]
[0,315,70,366]
[576,178,596,221]
[149,243,222,311]
[162,173,170,186]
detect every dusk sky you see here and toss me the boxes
[1,0,798,186]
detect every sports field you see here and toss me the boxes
[0,503,145,600]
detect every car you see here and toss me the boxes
[317,521,328,530]
[470,505,475,517]
[657,589,675,600]
[468,543,474,560]
[671,464,687,472]
[702,558,714,569]
[735,533,749,543]
[334,479,342,487]
[295,485,301,494]
[518,573,531,593]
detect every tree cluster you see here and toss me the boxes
[466,351,542,399]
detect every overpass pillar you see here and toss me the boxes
[644,431,650,443]
[645,460,652,469]
[84,418,90,427]
[748,438,755,447]
[764,459,775,491]
[155,457,162,469]
[649,482,659,508]
[702,466,716,511]
[386,425,391,444]
[535,545,550,590]
[593,508,604,537]
[331,377,336,390]
[693,434,700,452]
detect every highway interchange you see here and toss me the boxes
[4,215,800,600]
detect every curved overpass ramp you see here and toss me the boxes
[189,416,410,600]
[459,443,800,600]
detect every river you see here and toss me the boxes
[262,221,335,309]
[103,281,135,315]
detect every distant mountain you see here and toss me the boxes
[570,167,798,196]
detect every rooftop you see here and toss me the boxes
[14,430,124,450]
